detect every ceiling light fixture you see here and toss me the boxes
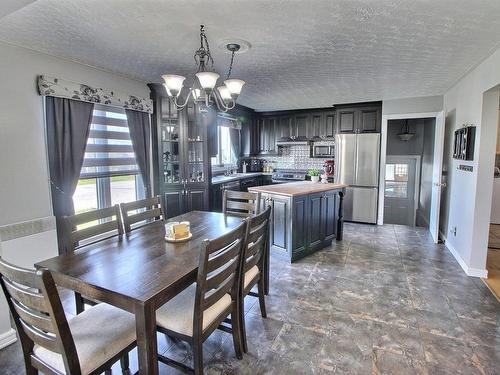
[398,119,415,142]
[162,25,245,112]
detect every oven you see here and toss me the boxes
[271,169,308,184]
[311,144,335,158]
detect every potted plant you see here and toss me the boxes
[308,168,321,183]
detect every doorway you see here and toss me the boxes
[384,156,419,226]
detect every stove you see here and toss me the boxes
[271,169,308,184]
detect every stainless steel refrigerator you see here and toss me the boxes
[335,133,380,224]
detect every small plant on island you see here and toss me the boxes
[308,168,321,182]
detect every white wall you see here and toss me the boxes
[443,47,500,276]
[0,41,150,345]
[383,95,444,115]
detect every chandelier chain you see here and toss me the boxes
[226,50,236,80]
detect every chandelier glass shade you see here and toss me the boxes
[161,25,245,112]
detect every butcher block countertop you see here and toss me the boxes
[249,181,347,197]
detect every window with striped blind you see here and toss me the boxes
[81,104,139,178]
[73,104,145,216]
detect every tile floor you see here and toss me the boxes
[1,223,499,374]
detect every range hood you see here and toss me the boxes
[276,136,310,146]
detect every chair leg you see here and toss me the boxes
[192,339,204,375]
[257,278,267,318]
[75,292,85,314]
[231,303,243,360]
[120,352,130,374]
[239,295,248,353]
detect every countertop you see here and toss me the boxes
[211,172,273,185]
[249,181,347,197]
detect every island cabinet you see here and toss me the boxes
[251,182,346,262]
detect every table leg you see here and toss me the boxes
[135,302,158,375]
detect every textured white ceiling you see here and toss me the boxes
[1,0,499,111]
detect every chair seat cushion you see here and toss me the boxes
[244,265,260,289]
[33,303,136,375]
[156,284,232,337]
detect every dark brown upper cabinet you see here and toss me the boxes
[277,115,292,141]
[292,113,310,140]
[308,112,323,140]
[258,116,278,155]
[335,105,381,134]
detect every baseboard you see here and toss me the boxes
[0,328,16,349]
[444,240,488,278]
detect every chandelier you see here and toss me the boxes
[161,25,245,112]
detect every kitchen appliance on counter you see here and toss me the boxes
[322,160,335,183]
[239,157,264,172]
[271,169,308,184]
[335,134,380,224]
[311,144,335,158]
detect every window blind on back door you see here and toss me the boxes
[81,104,140,178]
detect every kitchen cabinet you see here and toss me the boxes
[258,116,278,154]
[292,113,309,140]
[322,111,336,138]
[277,115,292,140]
[255,186,345,261]
[149,83,209,218]
[336,105,381,134]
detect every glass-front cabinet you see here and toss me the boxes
[150,84,209,218]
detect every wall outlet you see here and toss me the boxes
[450,226,457,236]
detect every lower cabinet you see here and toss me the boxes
[163,187,208,219]
[259,188,344,261]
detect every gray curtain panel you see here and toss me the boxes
[229,128,241,160]
[45,96,94,253]
[125,109,151,197]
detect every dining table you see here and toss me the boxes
[35,210,260,375]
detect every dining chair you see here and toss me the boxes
[120,195,165,233]
[0,257,136,375]
[61,205,123,313]
[222,190,260,217]
[155,220,248,375]
[238,205,272,353]
[61,205,124,252]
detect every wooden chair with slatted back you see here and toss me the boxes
[120,196,165,233]
[61,205,124,252]
[222,190,260,217]
[238,205,271,353]
[61,205,124,313]
[0,257,136,375]
[155,220,248,375]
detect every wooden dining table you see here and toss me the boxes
[35,211,251,375]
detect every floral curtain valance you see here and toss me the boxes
[37,75,153,114]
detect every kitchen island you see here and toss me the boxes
[249,182,347,262]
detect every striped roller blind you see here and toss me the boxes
[80,104,139,178]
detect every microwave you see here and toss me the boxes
[311,144,335,158]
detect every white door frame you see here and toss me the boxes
[385,155,421,226]
[378,112,445,241]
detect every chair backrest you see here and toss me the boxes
[194,220,248,335]
[242,206,271,277]
[222,190,260,217]
[62,205,123,252]
[0,258,81,375]
[120,196,164,233]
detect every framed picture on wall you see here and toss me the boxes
[453,126,476,161]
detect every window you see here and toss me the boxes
[384,163,409,198]
[211,126,237,167]
[73,105,145,214]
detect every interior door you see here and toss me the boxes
[429,111,445,243]
[383,157,417,226]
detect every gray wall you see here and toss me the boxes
[417,119,436,227]
[387,119,424,155]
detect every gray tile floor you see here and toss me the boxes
[1,223,499,374]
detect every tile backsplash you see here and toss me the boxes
[263,141,335,171]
